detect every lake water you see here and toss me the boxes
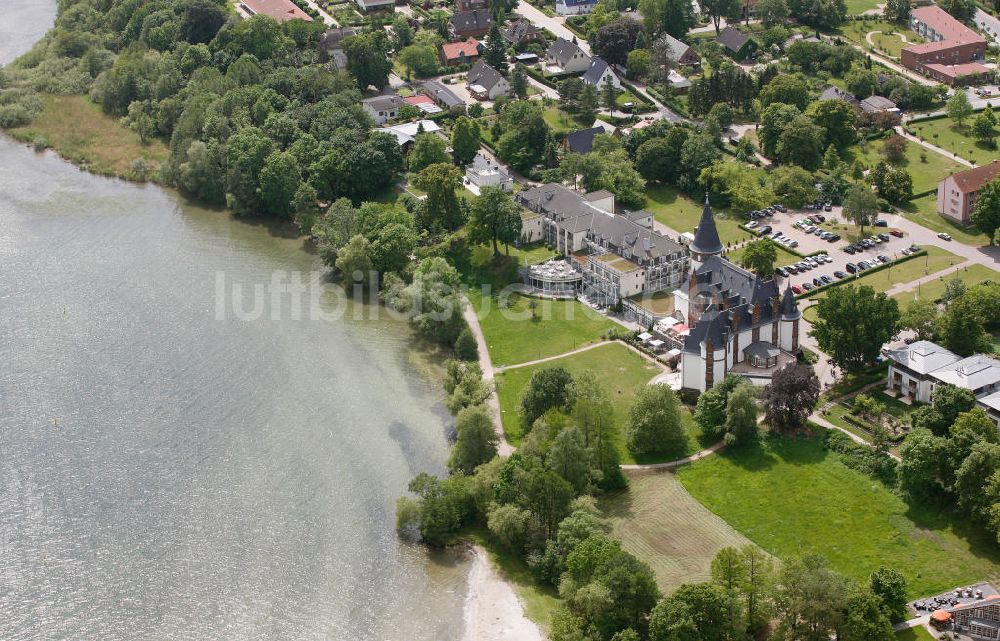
[0,8,468,641]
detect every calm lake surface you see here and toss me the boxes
[0,9,468,640]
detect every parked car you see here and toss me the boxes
[874,219,888,227]
[815,214,826,222]
[812,277,822,287]
[844,246,856,255]
[890,229,904,238]
[774,204,787,212]
[757,226,772,235]
[746,221,758,228]
[938,232,952,241]
[787,240,799,248]
[878,233,890,242]
[878,255,890,263]
[821,275,833,284]
[827,234,841,242]
[776,267,788,277]
[791,285,803,294]
[823,203,832,211]
[846,263,858,273]
[802,282,814,291]
[834,270,847,279]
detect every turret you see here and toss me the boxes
[779,284,801,352]
[690,194,724,269]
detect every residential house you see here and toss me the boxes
[514,52,540,65]
[658,33,701,67]
[565,126,606,153]
[465,152,513,191]
[936,160,1000,224]
[902,5,988,85]
[860,95,899,114]
[239,0,313,22]
[448,9,492,39]
[361,93,403,125]
[503,19,546,47]
[515,183,689,305]
[886,340,1000,404]
[818,85,860,108]
[318,27,356,67]
[455,0,488,10]
[668,69,692,93]
[581,57,621,90]
[440,37,481,66]
[545,37,591,74]
[466,60,510,100]
[677,198,801,392]
[556,0,598,14]
[376,119,443,149]
[404,94,443,114]
[422,80,467,112]
[716,26,758,60]
[355,0,395,12]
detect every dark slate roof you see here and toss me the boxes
[422,80,465,108]
[717,26,750,53]
[682,256,782,354]
[690,196,724,256]
[547,37,587,67]
[449,9,492,32]
[582,57,611,86]
[566,126,604,153]
[744,340,781,359]
[780,284,800,319]
[503,19,542,44]
[659,33,691,63]
[466,60,505,91]
[818,85,860,105]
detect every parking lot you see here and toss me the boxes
[745,207,919,294]
[908,582,998,615]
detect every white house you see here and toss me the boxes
[361,94,402,125]
[465,152,513,191]
[556,0,598,15]
[581,57,621,90]
[886,340,1000,408]
[545,38,591,74]
[678,199,801,392]
[466,60,510,100]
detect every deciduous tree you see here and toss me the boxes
[625,384,686,456]
[813,285,900,373]
[973,177,1000,244]
[762,363,821,431]
[448,404,499,475]
[740,238,778,277]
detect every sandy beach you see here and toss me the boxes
[463,546,544,641]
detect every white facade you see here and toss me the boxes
[465,153,513,191]
[556,0,597,15]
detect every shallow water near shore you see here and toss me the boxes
[0,9,470,640]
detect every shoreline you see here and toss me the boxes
[463,545,544,641]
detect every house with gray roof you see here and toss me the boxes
[545,37,591,74]
[658,33,701,67]
[716,26,758,60]
[818,85,860,107]
[886,341,1000,405]
[466,60,509,100]
[361,93,403,125]
[860,95,899,114]
[422,80,466,111]
[503,19,545,47]
[515,183,688,306]
[581,57,621,90]
[678,198,801,391]
[564,126,606,153]
[448,9,492,39]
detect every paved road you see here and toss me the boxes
[515,0,590,54]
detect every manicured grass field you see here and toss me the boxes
[895,625,936,641]
[601,471,758,593]
[543,105,588,134]
[677,435,1000,597]
[807,246,963,301]
[468,288,619,367]
[869,31,910,58]
[845,136,966,195]
[494,342,702,463]
[9,94,169,180]
[900,194,990,246]
[909,116,1000,167]
[839,19,909,50]
[644,184,755,246]
[891,263,1000,310]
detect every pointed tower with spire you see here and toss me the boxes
[690,194,724,270]
[779,283,801,353]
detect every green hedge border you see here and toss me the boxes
[796,248,928,300]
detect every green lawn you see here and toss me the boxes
[468,288,619,367]
[909,116,1000,167]
[900,194,990,246]
[895,626,936,641]
[869,31,909,58]
[494,341,704,463]
[678,434,1000,597]
[891,262,1000,310]
[644,184,755,246]
[543,105,588,134]
[839,19,910,50]
[807,247,963,300]
[845,136,965,195]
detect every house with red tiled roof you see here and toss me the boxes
[937,160,1000,223]
[902,6,988,85]
[439,37,481,66]
[239,0,313,22]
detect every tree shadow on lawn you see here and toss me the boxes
[718,433,830,472]
[902,497,1000,565]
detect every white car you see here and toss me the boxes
[937,232,952,241]
[747,221,758,228]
